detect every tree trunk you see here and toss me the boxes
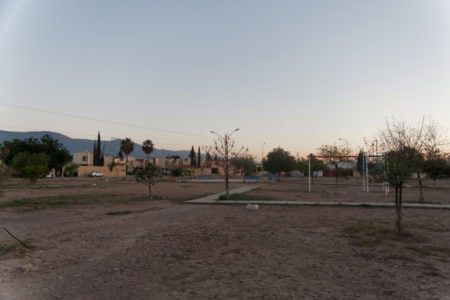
[417,172,424,202]
[335,164,339,186]
[396,185,403,233]
[125,155,128,176]
[148,182,152,199]
[225,137,229,199]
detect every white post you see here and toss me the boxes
[362,154,366,192]
[366,156,369,193]
[308,155,311,193]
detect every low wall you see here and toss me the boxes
[78,165,126,177]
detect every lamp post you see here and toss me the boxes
[210,128,239,199]
[261,142,266,174]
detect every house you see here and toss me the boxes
[73,151,94,166]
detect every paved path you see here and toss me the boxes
[186,186,259,203]
[187,186,450,209]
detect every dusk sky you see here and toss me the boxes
[1,0,449,159]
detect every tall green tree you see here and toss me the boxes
[189,146,196,166]
[93,132,104,166]
[263,147,296,178]
[141,139,154,166]
[197,146,201,168]
[120,138,134,174]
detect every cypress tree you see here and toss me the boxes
[198,146,201,167]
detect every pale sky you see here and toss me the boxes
[1,0,449,159]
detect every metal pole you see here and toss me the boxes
[366,155,369,193]
[308,155,311,192]
[362,154,366,192]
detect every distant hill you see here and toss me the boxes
[0,130,191,159]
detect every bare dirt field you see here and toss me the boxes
[243,178,450,204]
[0,178,449,299]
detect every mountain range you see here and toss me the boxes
[0,130,191,159]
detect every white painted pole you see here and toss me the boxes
[308,156,311,193]
[366,156,369,193]
[362,154,366,192]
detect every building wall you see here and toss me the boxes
[78,165,126,177]
[73,151,93,166]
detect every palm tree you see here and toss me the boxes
[142,139,154,166]
[120,138,134,174]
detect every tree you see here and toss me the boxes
[120,138,134,175]
[383,147,418,233]
[63,163,78,177]
[2,135,72,176]
[378,116,447,202]
[135,165,160,199]
[93,132,104,166]
[141,139,154,166]
[318,144,352,185]
[231,151,256,177]
[423,152,448,183]
[197,146,201,168]
[296,155,327,178]
[189,146,196,166]
[263,147,296,178]
[211,128,240,199]
[11,152,49,183]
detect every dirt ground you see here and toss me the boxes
[245,178,450,204]
[0,178,449,299]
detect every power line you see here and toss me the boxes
[0,124,195,148]
[0,102,210,138]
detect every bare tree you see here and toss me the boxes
[210,128,239,199]
[318,143,352,185]
[378,116,448,202]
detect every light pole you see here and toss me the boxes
[261,142,266,173]
[210,128,239,199]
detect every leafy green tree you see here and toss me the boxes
[93,132,104,166]
[383,147,419,233]
[318,144,352,185]
[2,135,72,176]
[231,154,256,176]
[120,138,134,174]
[296,155,327,178]
[11,152,49,183]
[63,163,78,177]
[263,147,296,178]
[423,152,448,183]
[136,165,160,199]
[197,146,201,168]
[141,139,154,166]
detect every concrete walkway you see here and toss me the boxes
[186,186,259,203]
[186,186,450,209]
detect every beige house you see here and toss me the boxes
[73,151,94,166]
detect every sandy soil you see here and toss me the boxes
[0,179,449,299]
[0,177,250,204]
[245,179,450,204]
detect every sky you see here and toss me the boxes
[1,0,449,159]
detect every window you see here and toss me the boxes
[82,156,88,162]
[212,168,219,174]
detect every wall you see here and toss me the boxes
[78,165,126,177]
